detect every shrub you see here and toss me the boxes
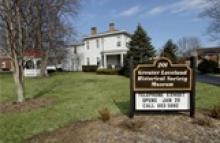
[214,68,220,74]
[192,116,213,127]
[198,59,218,74]
[82,65,98,72]
[120,119,144,131]
[96,68,119,75]
[98,107,111,122]
[210,106,220,119]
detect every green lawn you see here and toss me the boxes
[0,72,220,143]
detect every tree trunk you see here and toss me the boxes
[41,50,49,77]
[12,50,25,102]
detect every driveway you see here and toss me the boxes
[197,74,220,86]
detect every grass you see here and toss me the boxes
[0,72,220,143]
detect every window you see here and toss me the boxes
[74,47,77,54]
[97,57,100,66]
[126,42,129,47]
[96,39,99,49]
[117,36,121,47]
[1,62,6,68]
[86,41,89,50]
[117,41,121,47]
[101,38,104,48]
[87,57,90,65]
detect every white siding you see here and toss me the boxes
[62,31,131,71]
[83,38,102,65]
[83,33,130,67]
[62,44,84,71]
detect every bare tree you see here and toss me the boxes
[0,0,79,102]
[201,0,220,42]
[177,37,201,58]
[0,0,29,102]
[32,0,79,76]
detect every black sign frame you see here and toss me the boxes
[129,57,196,118]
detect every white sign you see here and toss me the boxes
[135,93,190,110]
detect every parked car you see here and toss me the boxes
[56,64,63,71]
[46,65,56,73]
[46,64,63,73]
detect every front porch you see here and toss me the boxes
[102,50,126,69]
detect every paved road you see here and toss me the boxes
[197,74,220,86]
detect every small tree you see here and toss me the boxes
[123,24,155,76]
[0,0,29,102]
[177,37,201,58]
[160,40,178,63]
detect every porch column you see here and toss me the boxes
[33,59,37,70]
[104,54,107,68]
[33,59,37,76]
[120,53,124,67]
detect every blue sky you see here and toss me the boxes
[73,0,218,49]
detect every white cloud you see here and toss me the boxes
[170,0,209,14]
[147,6,166,16]
[146,0,210,16]
[119,6,141,17]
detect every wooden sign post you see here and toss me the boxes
[129,57,196,118]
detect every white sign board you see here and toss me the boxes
[135,93,190,110]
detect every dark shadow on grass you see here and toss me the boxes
[32,83,58,98]
[113,100,129,116]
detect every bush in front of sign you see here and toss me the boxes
[210,106,220,119]
[98,107,111,122]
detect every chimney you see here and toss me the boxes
[109,23,115,32]
[91,27,97,35]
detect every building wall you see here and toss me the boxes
[83,33,130,66]
[0,57,12,71]
[62,30,131,71]
[83,38,102,66]
[62,44,84,71]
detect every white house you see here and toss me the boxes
[63,23,131,71]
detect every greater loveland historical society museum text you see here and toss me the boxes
[132,58,192,111]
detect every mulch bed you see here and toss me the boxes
[0,97,54,113]
[26,113,220,143]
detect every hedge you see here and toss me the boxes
[198,59,218,74]
[82,65,98,72]
[96,68,119,75]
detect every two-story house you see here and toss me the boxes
[63,23,131,71]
